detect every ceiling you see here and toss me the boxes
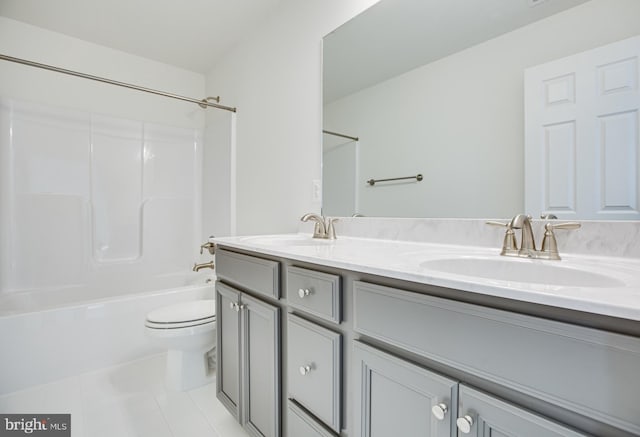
[323,0,589,103]
[0,0,284,73]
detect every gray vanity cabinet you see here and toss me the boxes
[214,244,640,437]
[353,341,457,437]
[457,385,587,437]
[215,281,281,437]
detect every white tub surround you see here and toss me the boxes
[0,98,204,294]
[213,218,640,321]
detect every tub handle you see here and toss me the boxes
[200,236,216,255]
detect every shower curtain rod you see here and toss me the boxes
[323,129,359,142]
[0,53,237,113]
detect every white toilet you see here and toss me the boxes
[145,299,216,391]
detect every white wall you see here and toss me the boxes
[205,0,380,235]
[324,0,640,218]
[202,110,236,239]
[0,17,206,128]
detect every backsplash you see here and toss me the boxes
[301,217,640,259]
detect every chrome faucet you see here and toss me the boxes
[194,236,215,271]
[487,214,580,260]
[510,214,537,258]
[193,261,214,272]
[300,213,338,239]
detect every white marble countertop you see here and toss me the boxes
[213,233,640,322]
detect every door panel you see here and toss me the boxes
[242,293,281,437]
[216,282,241,419]
[353,341,456,437]
[458,385,587,437]
[525,35,640,219]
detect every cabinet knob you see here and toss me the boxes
[299,364,313,375]
[298,288,311,298]
[229,302,236,310]
[431,403,448,421]
[456,415,474,434]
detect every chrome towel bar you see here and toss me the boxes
[323,130,359,142]
[367,174,423,186]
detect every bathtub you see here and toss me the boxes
[0,273,215,395]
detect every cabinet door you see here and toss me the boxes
[353,341,456,437]
[457,385,588,437]
[241,293,281,437]
[216,282,241,420]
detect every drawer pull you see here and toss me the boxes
[298,288,312,298]
[229,302,244,312]
[431,403,448,421]
[456,415,474,434]
[299,364,314,375]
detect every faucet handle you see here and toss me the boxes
[545,222,581,231]
[326,218,339,240]
[485,221,509,228]
[486,221,518,256]
[540,222,581,260]
[200,237,216,255]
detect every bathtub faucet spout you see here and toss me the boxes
[193,261,214,272]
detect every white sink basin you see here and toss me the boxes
[239,234,330,247]
[420,257,624,288]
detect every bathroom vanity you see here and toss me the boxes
[213,224,640,437]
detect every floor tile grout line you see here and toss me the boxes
[186,388,221,437]
[151,391,178,437]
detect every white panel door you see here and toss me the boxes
[525,36,640,219]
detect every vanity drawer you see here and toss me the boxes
[215,248,280,299]
[286,266,341,323]
[287,314,342,433]
[353,281,640,436]
[287,400,338,437]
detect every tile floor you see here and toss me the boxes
[0,354,249,437]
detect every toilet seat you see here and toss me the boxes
[145,300,215,329]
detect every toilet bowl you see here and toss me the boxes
[145,299,216,391]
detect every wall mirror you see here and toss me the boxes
[322,0,640,219]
